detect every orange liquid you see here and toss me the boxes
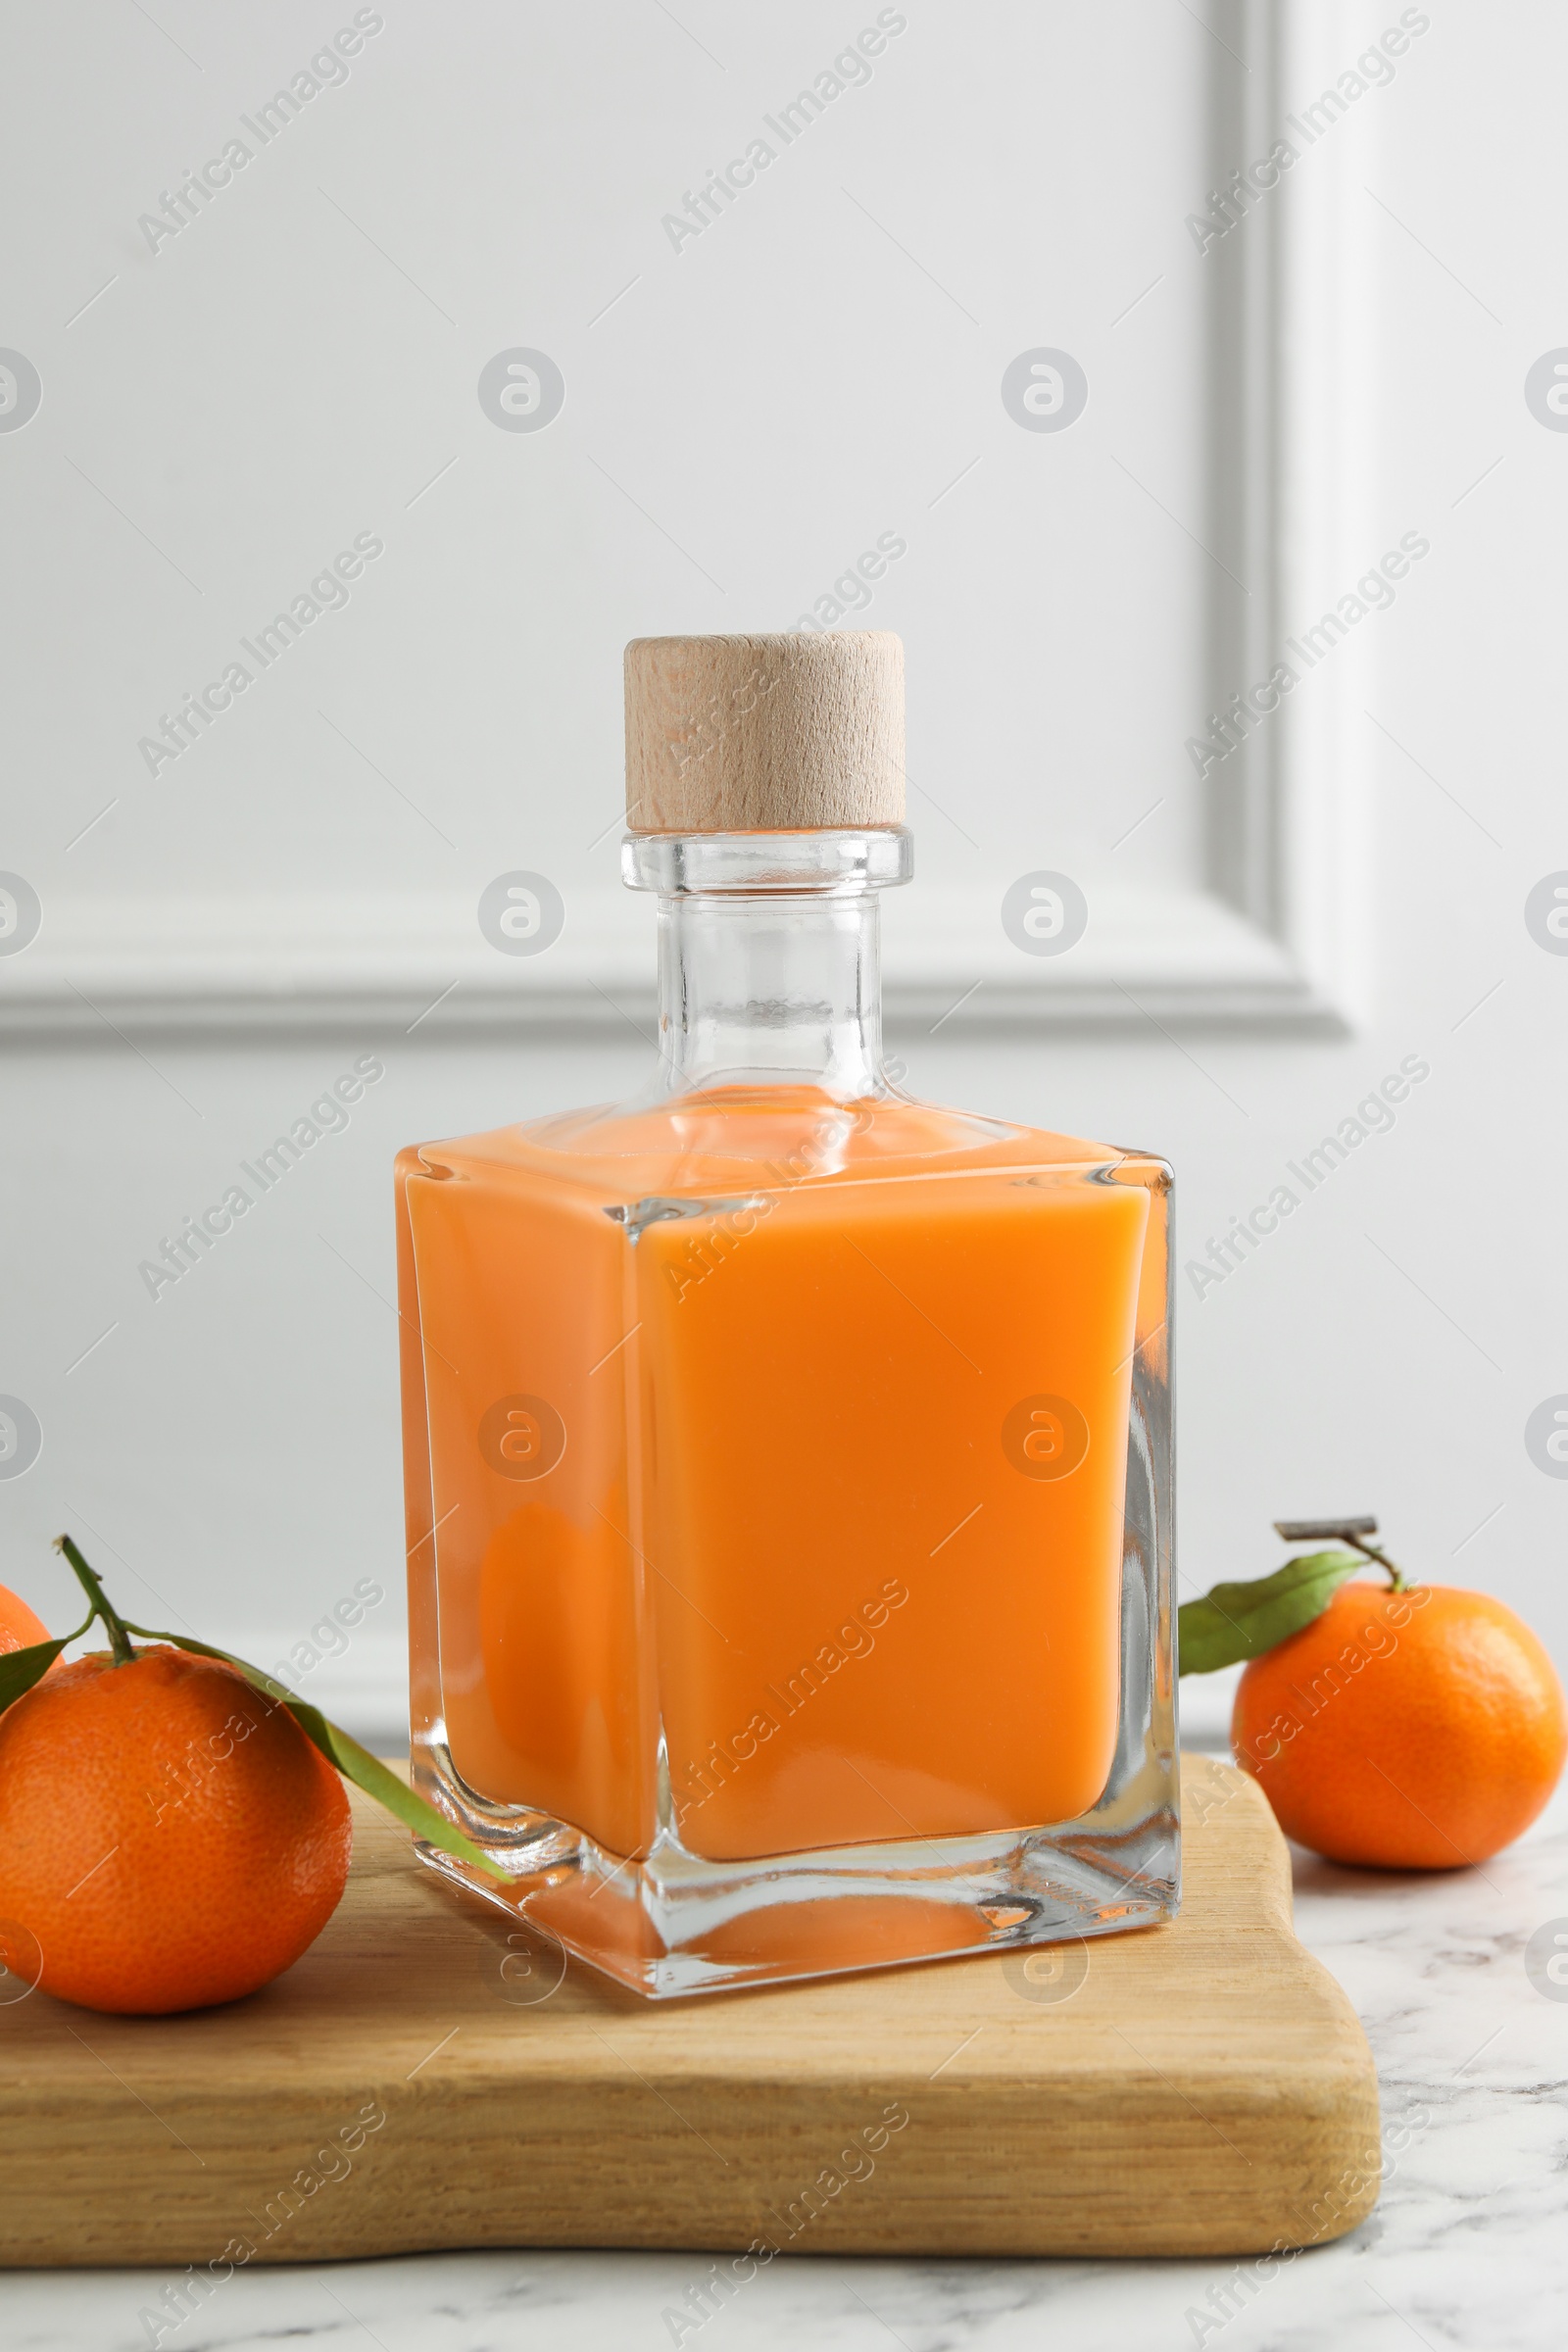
[398,1089,1164,1865]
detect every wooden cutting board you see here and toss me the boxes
[0,1754,1378,2266]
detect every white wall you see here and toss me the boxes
[2,1,1563,1743]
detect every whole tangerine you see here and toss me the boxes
[1232,1580,1567,1869]
[0,1644,351,2013]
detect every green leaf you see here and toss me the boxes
[122,1623,510,1885]
[0,1609,96,1715]
[1178,1551,1365,1676]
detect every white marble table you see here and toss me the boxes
[7,1694,1566,2352]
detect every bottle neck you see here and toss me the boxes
[657,891,885,1098]
[622,829,911,1102]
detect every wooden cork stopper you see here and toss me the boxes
[624,632,906,832]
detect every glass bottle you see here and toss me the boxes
[398,631,1177,1996]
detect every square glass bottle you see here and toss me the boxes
[398,632,1177,1995]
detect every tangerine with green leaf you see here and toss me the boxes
[1230,1579,1567,1869]
[0,1537,508,2014]
[0,1640,352,2015]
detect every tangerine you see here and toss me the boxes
[0,1583,52,1655]
[0,1644,351,2013]
[1232,1580,1567,1869]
